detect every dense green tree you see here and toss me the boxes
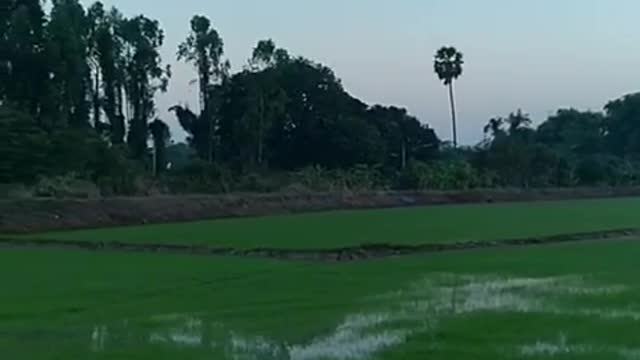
[168,104,205,158]
[604,93,640,156]
[46,0,91,128]
[0,0,13,101]
[120,15,170,159]
[217,55,388,170]
[434,46,464,147]
[482,110,536,186]
[87,2,126,142]
[273,58,366,168]
[176,15,228,163]
[0,105,49,182]
[149,118,170,175]
[178,15,225,113]
[537,109,604,155]
[245,39,288,167]
[0,105,124,183]
[2,0,48,121]
[367,105,439,169]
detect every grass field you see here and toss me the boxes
[29,197,640,249]
[4,197,640,359]
[2,240,640,360]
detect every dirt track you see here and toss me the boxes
[1,228,637,262]
[3,187,640,234]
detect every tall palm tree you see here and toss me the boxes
[434,47,464,147]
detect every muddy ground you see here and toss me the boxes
[2,187,640,234]
[1,228,637,262]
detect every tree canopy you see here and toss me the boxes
[3,2,640,196]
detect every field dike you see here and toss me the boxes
[3,187,640,234]
[86,273,640,359]
[1,228,638,261]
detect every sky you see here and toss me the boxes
[80,0,640,144]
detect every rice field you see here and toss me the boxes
[30,197,640,249]
[3,197,640,359]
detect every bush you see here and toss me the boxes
[235,172,287,193]
[342,164,387,191]
[94,146,149,196]
[34,173,100,199]
[292,164,386,192]
[166,161,232,194]
[0,183,33,198]
[395,160,487,190]
[279,182,313,195]
[0,107,51,183]
[294,165,335,191]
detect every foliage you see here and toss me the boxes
[434,47,463,86]
[149,119,170,175]
[292,165,387,192]
[604,93,640,156]
[120,15,171,159]
[1,0,48,121]
[0,106,51,183]
[87,2,127,142]
[166,160,232,194]
[46,0,91,128]
[33,173,100,198]
[174,15,228,163]
[397,160,488,190]
[5,1,640,196]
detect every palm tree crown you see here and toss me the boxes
[434,47,464,85]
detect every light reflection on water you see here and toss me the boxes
[85,274,632,360]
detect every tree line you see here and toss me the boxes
[2,0,640,196]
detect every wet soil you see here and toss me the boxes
[1,228,637,262]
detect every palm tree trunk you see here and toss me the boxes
[448,81,458,147]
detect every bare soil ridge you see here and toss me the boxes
[1,228,637,262]
[2,187,640,234]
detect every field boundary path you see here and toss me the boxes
[1,228,638,262]
[3,187,640,234]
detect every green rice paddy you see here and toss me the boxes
[3,197,640,359]
[33,197,640,249]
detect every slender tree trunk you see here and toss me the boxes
[208,111,214,164]
[152,142,158,177]
[93,69,100,129]
[202,85,214,164]
[113,86,125,144]
[448,81,458,148]
[401,139,407,170]
[258,92,265,166]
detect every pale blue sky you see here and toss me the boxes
[81,0,640,144]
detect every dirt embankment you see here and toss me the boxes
[2,187,640,234]
[1,229,637,262]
